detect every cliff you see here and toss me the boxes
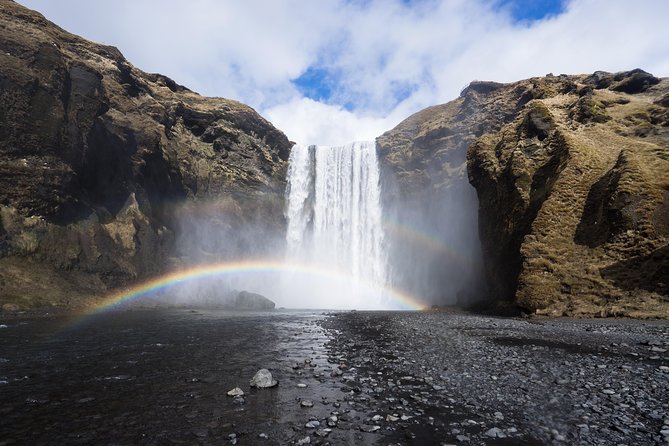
[0,1,291,309]
[380,70,669,317]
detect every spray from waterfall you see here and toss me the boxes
[284,141,390,309]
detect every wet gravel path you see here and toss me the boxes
[0,309,667,445]
[320,311,669,445]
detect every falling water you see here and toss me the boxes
[284,141,388,308]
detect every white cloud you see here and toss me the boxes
[18,0,669,145]
[265,98,394,146]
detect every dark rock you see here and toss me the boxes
[249,369,278,388]
[0,2,291,309]
[233,291,275,311]
[610,69,660,94]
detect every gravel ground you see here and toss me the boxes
[320,311,669,445]
[0,309,667,445]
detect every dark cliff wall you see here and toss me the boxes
[380,70,669,317]
[377,78,549,307]
[0,1,291,309]
[467,71,668,317]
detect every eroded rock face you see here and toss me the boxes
[376,77,566,307]
[0,1,291,309]
[466,71,668,317]
[380,70,668,317]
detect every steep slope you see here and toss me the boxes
[380,71,669,317]
[377,78,554,307]
[0,0,291,309]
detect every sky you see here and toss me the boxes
[18,0,669,146]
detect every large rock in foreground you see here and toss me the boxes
[0,1,291,309]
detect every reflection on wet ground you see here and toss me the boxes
[0,309,375,445]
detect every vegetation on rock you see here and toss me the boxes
[379,68,668,317]
[0,1,291,309]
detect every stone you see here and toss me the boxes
[305,420,319,428]
[232,291,276,311]
[226,387,244,397]
[315,429,331,437]
[484,427,506,438]
[300,400,314,408]
[249,369,278,388]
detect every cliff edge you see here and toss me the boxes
[0,1,291,309]
[380,70,669,317]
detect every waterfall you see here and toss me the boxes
[284,141,388,308]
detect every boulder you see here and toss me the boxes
[233,291,275,310]
[249,369,278,388]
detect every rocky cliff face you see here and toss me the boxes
[468,71,668,317]
[0,1,291,309]
[380,69,669,317]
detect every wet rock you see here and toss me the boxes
[249,369,278,388]
[315,429,331,437]
[192,428,208,438]
[233,291,276,311]
[484,427,506,438]
[226,387,244,397]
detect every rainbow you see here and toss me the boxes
[383,221,473,266]
[79,260,426,318]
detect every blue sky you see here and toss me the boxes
[497,0,566,21]
[291,0,567,107]
[18,0,669,145]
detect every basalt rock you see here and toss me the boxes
[381,70,669,317]
[232,290,276,310]
[0,1,291,309]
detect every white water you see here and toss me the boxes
[284,141,390,309]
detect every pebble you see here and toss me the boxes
[297,383,307,388]
[315,429,331,437]
[226,387,244,397]
[305,420,320,428]
[296,436,310,445]
[484,427,505,438]
[300,400,314,408]
[249,369,278,388]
